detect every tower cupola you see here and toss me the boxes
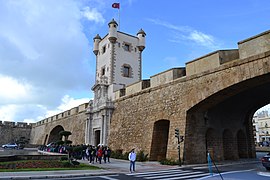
[93,34,101,55]
[137,28,146,51]
[108,19,118,43]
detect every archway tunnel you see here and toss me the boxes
[184,74,270,164]
[47,125,64,145]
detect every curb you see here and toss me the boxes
[0,172,118,179]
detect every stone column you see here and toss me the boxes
[85,118,89,144]
[103,111,108,145]
[101,115,105,145]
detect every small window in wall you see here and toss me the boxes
[123,43,130,51]
[122,64,132,78]
[102,45,106,54]
[101,67,105,76]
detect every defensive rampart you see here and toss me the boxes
[0,121,33,145]
[30,103,89,145]
[109,30,270,163]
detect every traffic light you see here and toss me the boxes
[175,128,179,138]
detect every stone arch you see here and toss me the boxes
[47,125,64,144]
[237,129,248,158]
[206,128,222,161]
[150,120,170,161]
[223,129,237,160]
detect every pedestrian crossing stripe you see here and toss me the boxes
[126,168,186,176]
[127,169,212,180]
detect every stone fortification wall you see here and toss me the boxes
[109,30,270,163]
[0,121,32,145]
[30,103,89,145]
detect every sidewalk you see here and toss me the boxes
[0,158,176,179]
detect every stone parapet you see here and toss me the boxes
[186,50,239,76]
[150,68,186,87]
[34,103,89,127]
[114,68,186,100]
[0,121,32,128]
[238,30,270,59]
[125,80,150,96]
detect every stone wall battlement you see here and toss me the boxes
[34,103,89,127]
[0,121,33,128]
[114,30,270,100]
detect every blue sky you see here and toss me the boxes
[0,0,270,122]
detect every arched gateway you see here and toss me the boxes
[47,125,64,144]
[109,30,270,164]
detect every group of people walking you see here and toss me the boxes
[84,146,137,173]
[83,145,111,164]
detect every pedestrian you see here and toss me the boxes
[97,147,103,164]
[103,146,108,163]
[86,145,90,161]
[90,146,96,164]
[128,149,136,173]
[107,147,111,163]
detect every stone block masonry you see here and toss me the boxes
[0,121,32,145]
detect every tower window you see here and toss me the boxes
[101,67,105,76]
[123,66,130,77]
[123,43,131,51]
[102,45,106,53]
[122,64,132,78]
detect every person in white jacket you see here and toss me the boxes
[128,149,136,173]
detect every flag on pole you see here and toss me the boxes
[112,3,120,9]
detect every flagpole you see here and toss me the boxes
[118,2,120,31]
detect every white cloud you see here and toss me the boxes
[82,7,105,24]
[147,18,220,50]
[0,75,33,103]
[45,95,90,118]
[188,31,217,49]
[0,0,104,122]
